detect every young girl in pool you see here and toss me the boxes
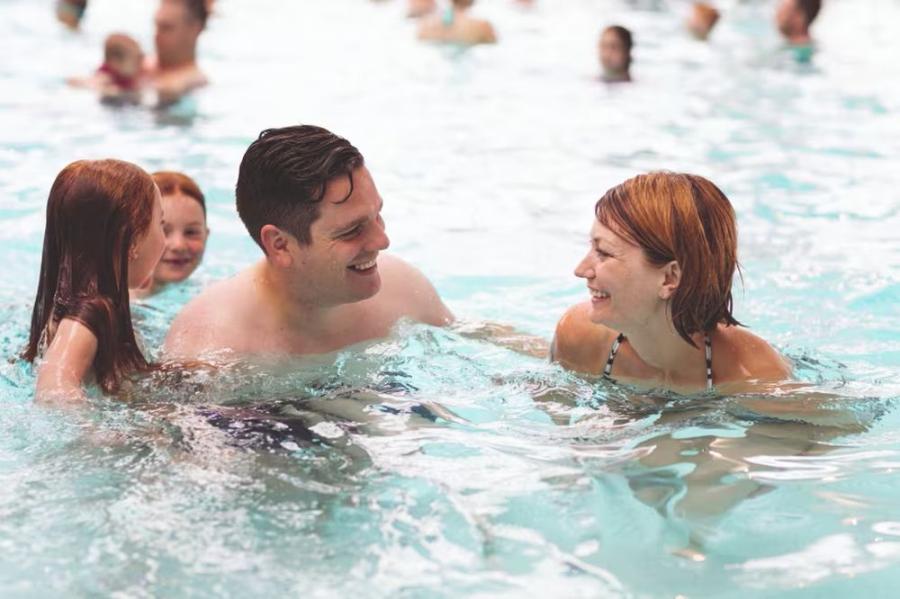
[24,160,165,402]
[552,172,790,394]
[132,171,209,297]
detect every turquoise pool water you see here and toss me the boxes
[2,0,899,596]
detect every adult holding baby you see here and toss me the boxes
[147,0,209,104]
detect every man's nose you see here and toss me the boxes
[369,218,389,252]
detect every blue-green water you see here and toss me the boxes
[1,0,899,596]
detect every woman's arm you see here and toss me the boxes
[35,318,98,404]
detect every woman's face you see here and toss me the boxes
[574,220,666,331]
[128,189,166,289]
[153,191,208,285]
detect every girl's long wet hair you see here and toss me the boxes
[24,159,157,393]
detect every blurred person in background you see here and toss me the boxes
[407,0,436,18]
[686,2,720,41]
[68,33,145,103]
[56,0,87,29]
[147,0,209,104]
[776,0,820,46]
[418,0,497,45]
[599,25,632,82]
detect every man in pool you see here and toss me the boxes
[163,125,454,361]
[147,0,209,104]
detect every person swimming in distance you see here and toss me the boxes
[776,0,821,47]
[25,160,166,403]
[551,172,791,394]
[162,125,453,362]
[56,0,87,29]
[147,0,209,105]
[132,171,209,298]
[68,33,145,102]
[407,0,436,18]
[598,25,633,83]
[686,2,720,41]
[417,0,497,46]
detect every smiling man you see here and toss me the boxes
[163,125,452,361]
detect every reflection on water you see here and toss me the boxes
[1,0,900,596]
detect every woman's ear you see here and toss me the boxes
[659,260,681,300]
[260,224,295,268]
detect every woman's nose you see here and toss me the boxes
[574,254,594,279]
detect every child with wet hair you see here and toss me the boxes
[68,33,144,101]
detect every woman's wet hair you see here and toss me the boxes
[24,160,157,393]
[152,170,206,215]
[235,125,364,248]
[595,172,741,345]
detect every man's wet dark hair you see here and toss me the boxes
[169,0,209,29]
[797,0,821,26]
[236,125,365,249]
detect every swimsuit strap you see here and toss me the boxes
[441,6,455,27]
[603,331,714,391]
[602,333,625,380]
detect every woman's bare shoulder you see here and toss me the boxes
[715,325,792,384]
[551,302,618,374]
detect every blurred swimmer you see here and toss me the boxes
[418,0,497,45]
[408,0,436,18]
[56,0,87,29]
[147,0,209,104]
[133,171,209,297]
[598,25,632,82]
[163,125,453,362]
[552,172,791,394]
[776,0,821,46]
[68,33,144,102]
[686,2,720,41]
[25,160,165,402]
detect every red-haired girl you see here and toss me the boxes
[25,160,165,402]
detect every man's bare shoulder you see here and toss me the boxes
[163,271,257,360]
[551,302,617,374]
[715,325,792,384]
[376,254,453,326]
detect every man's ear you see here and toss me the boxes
[659,260,682,300]
[260,224,295,268]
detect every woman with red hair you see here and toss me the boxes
[25,160,165,402]
[552,172,790,393]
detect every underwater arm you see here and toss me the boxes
[452,320,549,359]
[35,318,97,404]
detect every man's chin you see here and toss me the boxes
[346,270,382,302]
